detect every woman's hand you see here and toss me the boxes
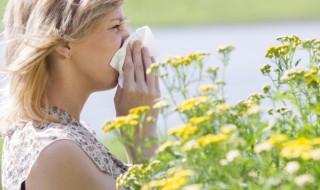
[113,40,160,163]
[114,40,160,120]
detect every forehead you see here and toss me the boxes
[104,7,126,22]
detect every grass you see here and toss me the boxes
[100,135,128,162]
[0,0,6,22]
[123,0,320,26]
[1,0,320,27]
[0,140,3,190]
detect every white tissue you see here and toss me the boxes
[109,26,158,88]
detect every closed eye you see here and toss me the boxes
[112,24,121,29]
[109,21,127,32]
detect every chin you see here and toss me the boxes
[101,76,119,91]
[109,80,119,89]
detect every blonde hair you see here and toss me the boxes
[0,0,123,137]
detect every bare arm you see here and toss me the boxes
[26,140,123,190]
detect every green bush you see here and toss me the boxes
[103,35,320,189]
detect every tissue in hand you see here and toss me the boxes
[109,26,158,88]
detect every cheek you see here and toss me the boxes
[95,41,121,67]
[72,33,122,69]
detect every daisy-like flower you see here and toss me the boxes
[284,161,300,174]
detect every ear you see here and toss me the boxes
[54,43,72,59]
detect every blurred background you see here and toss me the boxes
[0,0,320,187]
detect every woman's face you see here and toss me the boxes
[69,7,129,92]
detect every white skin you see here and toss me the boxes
[26,6,160,189]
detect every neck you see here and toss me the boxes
[46,71,91,122]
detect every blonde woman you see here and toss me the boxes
[0,0,160,189]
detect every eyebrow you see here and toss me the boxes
[110,16,128,22]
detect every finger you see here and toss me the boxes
[123,45,135,88]
[155,75,160,93]
[142,47,155,88]
[132,41,146,84]
[151,56,156,63]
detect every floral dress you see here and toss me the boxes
[1,106,130,190]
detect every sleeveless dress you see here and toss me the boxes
[1,106,130,190]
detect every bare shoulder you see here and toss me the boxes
[26,139,117,190]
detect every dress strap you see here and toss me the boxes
[21,181,26,190]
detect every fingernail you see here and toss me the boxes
[151,56,156,63]
[142,47,149,54]
[134,40,141,48]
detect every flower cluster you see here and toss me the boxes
[103,35,320,190]
[266,45,290,59]
[165,52,210,68]
[142,168,195,190]
[102,114,139,133]
[175,95,209,112]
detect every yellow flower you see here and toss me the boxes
[280,138,313,160]
[234,100,257,116]
[304,69,318,78]
[156,140,181,153]
[199,85,216,92]
[303,69,318,86]
[128,164,143,175]
[146,62,160,75]
[187,52,209,62]
[153,100,170,110]
[276,35,301,47]
[182,139,200,152]
[220,124,237,134]
[163,168,194,190]
[142,179,165,190]
[102,114,139,133]
[167,52,209,67]
[175,95,209,112]
[217,45,235,54]
[214,103,232,114]
[145,160,161,173]
[254,134,288,153]
[169,56,190,67]
[189,116,210,125]
[165,56,173,63]
[266,134,288,144]
[198,134,228,147]
[168,124,198,141]
[265,45,290,58]
[207,66,219,74]
[312,138,320,145]
[129,106,150,115]
[142,168,194,190]
[162,175,188,190]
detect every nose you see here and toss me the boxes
[121,29,130,47]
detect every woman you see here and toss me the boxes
[0,0,160,189]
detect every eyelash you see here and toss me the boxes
[112,25,121,29]
[111,23,125,32]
